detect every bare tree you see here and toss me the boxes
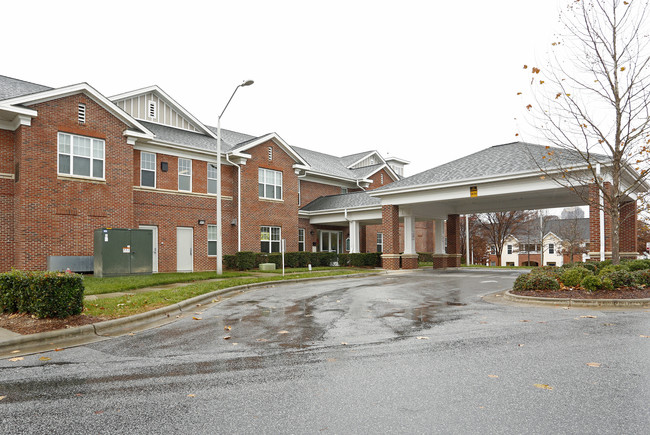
[523,0,650,264]
[478,211,534,266]
[555,216,589,263]
[460,214,488,265]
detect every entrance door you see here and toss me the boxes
[139,225,158,273]
[320,231,341,253]
[176,227,193,272]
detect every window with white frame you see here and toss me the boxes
[377,232,383,253]
[58,132,105,179]
[258,168,282,200]
[208,163,218,194]
[178,158,192,191]
[346,237,350,252]
[548,243,555,254]
[261,226,281,253]
[208,225,217,256]
[140,152,156,187]
[490,245,496,255]
[298,229,305,252]
[507,244,512,255]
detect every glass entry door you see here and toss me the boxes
[320,231,342,253]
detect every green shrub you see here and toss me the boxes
[593,260,613,273]
[531,266,561,279]
[513,274,530,291]
[223,255,237,270]
[625,259,650,271]
[632,269,650,286]
[235,251,257,270]
[582,263,597,273]
[513,272,559,291]
[581,274,602,292]
[284,252,310,268]
[601,277,614,291]
[598,264,627,276]
[560,267,592,287]
[602,269,636,288]
[418,252,433,262]
[338,253,350,266]
[0,270,84,318]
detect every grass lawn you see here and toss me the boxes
[84,269,374,318]
[83,271,251,296]
[253,266,361,273]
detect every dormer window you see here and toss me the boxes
[78,104,86,124]
[148,101,157,120]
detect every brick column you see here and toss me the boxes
[381,205,401,270]
[446,214,462,267]
[589,184,609,259]
[620,200,637,257]
[359,225,367,253]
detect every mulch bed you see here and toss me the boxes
[0,313,107,335]
[511,287,650,299]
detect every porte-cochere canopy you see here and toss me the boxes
[299,142,649,269]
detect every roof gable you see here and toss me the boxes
[110,86,215,138]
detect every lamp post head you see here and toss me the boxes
[241,79,254,87]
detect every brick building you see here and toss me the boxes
[0,75,432,273]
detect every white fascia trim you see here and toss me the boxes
[385,156,411,164]
[0,83,154,136]
[110,85,219,140]
[346,151,380,169]
[369,163,602,198]
[229,151,252,159]
[299,204,382,216]
[0,114,32,131]
[300,169,362,185]
[362,163,399,182]
[234,133,311,167]
[138,140,234,163]
[0,105,38,117]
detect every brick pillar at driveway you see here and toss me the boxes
[381,205,401,270]
[446,214,462,267]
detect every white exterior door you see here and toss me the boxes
[139,225,158,273]
[176,227,193,272]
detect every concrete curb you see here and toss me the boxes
[503,290,650,308]
[0,271,388,358]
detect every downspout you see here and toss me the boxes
[356,179,366,191]
[225,154,241,252]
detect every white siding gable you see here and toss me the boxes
[114,92,200,132]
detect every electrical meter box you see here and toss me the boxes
[94,228,153,277]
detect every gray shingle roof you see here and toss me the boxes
[349,164,384,179]
[300,191,381,212]
[511,217,590,242]
[374,142,608,191]
[340,150,374,167]
[142,121,258,153]
[292,146,360,179]
[205,125,257,149]
[0,75,52,101]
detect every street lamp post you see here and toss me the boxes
[216,79,254,275]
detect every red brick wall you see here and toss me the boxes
[366,168,395,191]
[0,130,14,271]
[11,94,134,271]
[446,214,461,255]
[381,205,400,254]
[300,180,341,206]
[620,200,637,252]
[239,141,300,252]
[589,183,636,253]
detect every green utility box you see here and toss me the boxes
[94,228,153,277]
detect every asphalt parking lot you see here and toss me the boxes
[1,269,649,434]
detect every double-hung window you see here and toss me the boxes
[58,132,105,179]
[207,163,218,194]
[261,226,281,253]
[507,244,513,255]
[377,233,383,253]
[178,158,192,191]
[548,243,555,254]
[141,152,156,187]
[298,229,305,252]
[259,168,282,200]
[208,225,217,256]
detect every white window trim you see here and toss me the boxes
[548,243,555,254]
[57,132,105,181]
[261,226,281,253]
[298,228,305,252]
[377,232,383,253]
[178,158,192,192]
[140,151,156,188]
[258,168,283,200]
[207,163,217,194]
[208,224,217,256]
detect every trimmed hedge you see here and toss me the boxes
[0,270,84,318]
[223,251,381,270]
[513,273,560,291]
[560,267,592,287]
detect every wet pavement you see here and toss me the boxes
[1,270,649,434]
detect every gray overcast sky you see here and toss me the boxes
[3,0,562,176]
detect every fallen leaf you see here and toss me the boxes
[256,338,268,342]
[520,320,530,323]
[10,350,20,354]
[76,393,83,397]
[579,315,597,319]
[416,336,430,340]
[488,375,499,378]
[54,348,64,352]
[518,344,525,347]
[9,357,24,362]
[39,357,51,361]
[336,300,341,303]
[94,410,104,415]
[640,335,649,338]
[562,307,570,310]
[341,342,348,345]
[192,317,202,320]
[128,332,136,336]
[533,384,553,390]
[278,330,289,334]
[224,326,231,331]
[326,358,337,362]
[0,396,6,401]
[586,362,601,367]
[232,343,238,346]
[187,394,195,398]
